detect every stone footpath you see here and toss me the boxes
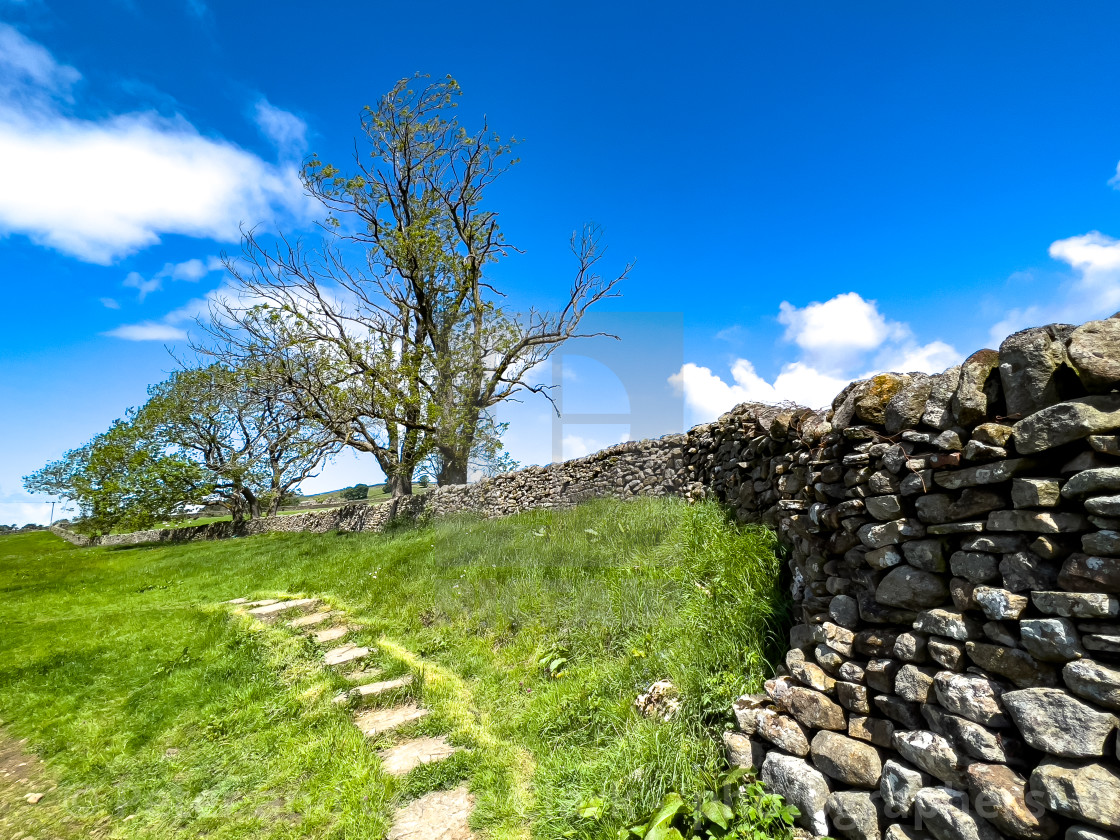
[224,595,473,839]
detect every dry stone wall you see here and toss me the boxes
[50,315,1120,840]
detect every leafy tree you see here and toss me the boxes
[341,484,370,501]
[23,417,211,536]
[140,364,340,520]
[201,74,629,495]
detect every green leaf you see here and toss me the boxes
[646,793,687,829]
[701,799,734,830]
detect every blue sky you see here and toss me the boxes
[4,1,1120,524]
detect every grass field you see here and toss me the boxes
[0,498,789,840]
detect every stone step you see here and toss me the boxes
[333,675,413,705]
[248,598,320,621]
[354,703,428,737]
[289,610,334,629]
[387,785,474,839]
[323,644,371,667]
[224,597,249,605]
[379,735,460,777]
[244,598,279,608]
[314,625,351,645]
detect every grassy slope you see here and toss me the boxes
[0,498,788,840]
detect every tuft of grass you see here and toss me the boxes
[0,498,787,839]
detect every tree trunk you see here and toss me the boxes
[385,472,413,498]
[242,486,262,520]
[437,456,468,486]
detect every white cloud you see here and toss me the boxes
[253,98,307,158]
[0,24,313,265]
[670,359,849,417]
[100,297,120,309]
[120,255,223,299]
[778,291,908,371]
[671,293,961,422]
[988,230,1120,346]
[102,321,188,341]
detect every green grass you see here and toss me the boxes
[0,498,788,840]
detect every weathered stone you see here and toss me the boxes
[933,430,964,451]
[886,373,935,434]
[1084,633,1120,653]
[827,790,884,840]
[387,786,473,840]
[975,422,1016,447]
[914,786,1004,840]
[894,632,929,663]
[850,715,894,748]
[1069,318,1120,390]
[1002,551,1060,592]
[722,731,767,770]
[866,545,905,569]
[973,586,1030,620]
[934,458,1035,490]
[866,494,905,521]
[756,710,811,757]
[901,539,948,573]
[732,693,769,733]
[1033,535,1074,561]
[1014,478,1063,508]
[829,594,860,628]
[876,566,950,610]
[950,576,978,611]
[895,664,938,702]
[788,648,837,692]
[914,609,984,641]
[785,685,847,731]
[1003,688,1119,757]
[811,730,882,788]
[963,439,1007,461]
[1083,530,1120,557]
[965,533,1030,553]
[816,644,845,674]
[852,374,912,425]
[1060,553,1120,593]
[929,637,967,670]
[354,703,429,737]
[874,694,924,729]
[1066,826,1120,840]
[1089,434,1120,456]
[814,622,856,655]
[989,509,1090,533]
[839,660,866,683]
[1063,659,1120,711]
[880,758,930,819]
[1030,759,1120,831]
[1013,395,1120,455]
[858,518,926,549]
[966,762,1061,840]
[1000,324,1076,417]
[378,735,460,777]
[967,641,1058,688]
[934,671,1009,726]
[927,521,985,534]
[983,619,1020,647]
[952,349,1002,427]
[922,366,962,430]
[760,752,831,836]
[865,658,901,693]
[892,731,968,786]
[887,826,935,840]
[951,551,1001,583]
[1063,468,1120,499]
[916,490,1006,524]
[923,703,1022,763]
[1033,591,1120,619]
[836,681,871,714]
[1021,618,1086,662]
[1087,496,1120,517]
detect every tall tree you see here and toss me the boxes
[140,364,340,519]
[23,416,212,535]
[202,74,630,492]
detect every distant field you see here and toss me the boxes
[0,498,788,839]
[152,483,429,530]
